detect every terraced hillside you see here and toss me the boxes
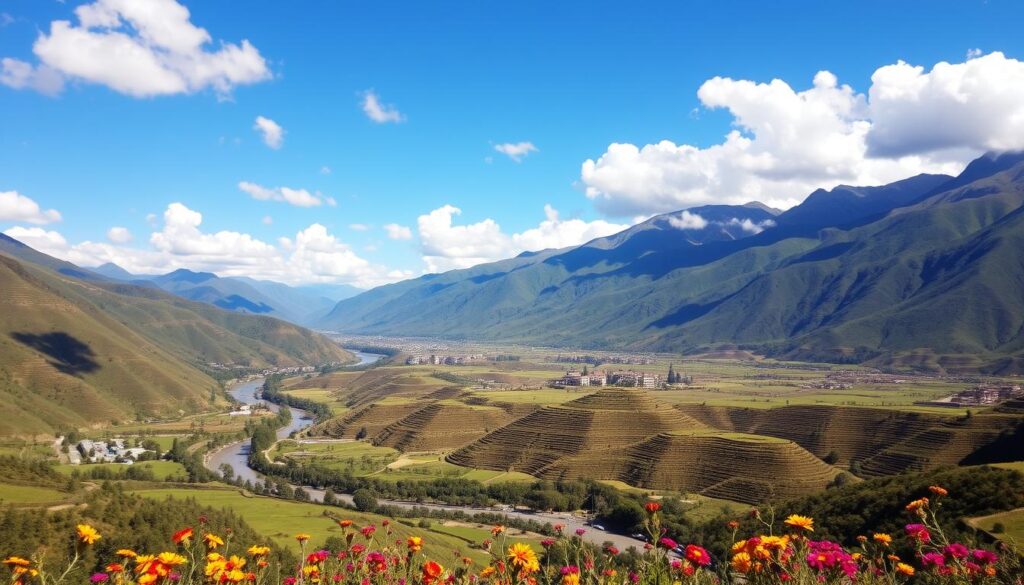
[447,388,707,476]
[372,401,521,451]
[311,401,423,439]
[676,404,1024,476]
[447,388,842,502]
[618,432,841,502]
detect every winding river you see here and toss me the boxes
[203,350,647,553]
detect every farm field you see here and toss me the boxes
[968,507,1024,543]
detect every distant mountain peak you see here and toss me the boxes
[162,268,217,283]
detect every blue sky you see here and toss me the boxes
[2,0,1023,287]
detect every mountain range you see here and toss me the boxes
[0,234,353,437]
[318,151,1024,374]
[88,264,360,325]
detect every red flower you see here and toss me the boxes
[644,502,662,514]
[172,528,193,545]
[685,545,711,567]
[658,537,678,550]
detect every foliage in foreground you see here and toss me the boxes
[4,483,1021,585]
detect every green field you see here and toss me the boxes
[55,460,188,480]
[970,508,1024,543]
[131,485,490,561]
[0,482,68,504]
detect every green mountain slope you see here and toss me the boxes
[0,251,352,437]
[320,152,1024,372]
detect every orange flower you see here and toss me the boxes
[928,485,948,497]
[783,514,814,532]
[490,525,506,536]
[116,550,137,559]
[295,533,311,543]
[422,561,444,585]
[172,527,194,545]
[506,543,539,574]
[2,558,31,568]
[562,573,580,585]
[479,566,496,578]
[905,497,929,512]
[872,533,892,546]
[407,536,423,553]
[731,552,752,573]
[895,563,915,576]
[338,520,353,528]
[105,563,124,574]
[77,524,101,545]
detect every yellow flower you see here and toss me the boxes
[204,533,225,549]
[157,552,187,567]
[116,549,137,559]
[137,573,157,585]
[730,540,747,554]
[506,543,539,573]
[407,536,423,553]
[895,563,915,576]
[479,566,496,578]
[872,533,892,546]
[562,573,580,585]
[76,524,101,545]
[783,514,814,532]
[247,545,271,558]
[295,533,311,543]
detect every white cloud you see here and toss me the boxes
[511,205,628,252]
[866,52,1024,157]
[494,141,538,162]
[320,165,332,175]
[725,217,775,235]
[238,181,332,208]
[261,215,273,225]
[361,90,404,123]
[106,226,132,243]
[9,202,401,287]
[668,211,708,230]
[417,204,628,273]
[253,116,284,149]
[3,226,68,251]
[2,0,269,98]
[349,223,370,231]
[1,58,64,95]
[0,190,62,224]
[580,53,1024,216]
[967,48,983,59]
[383,223,412,240]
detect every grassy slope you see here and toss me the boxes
[0,253,351,437]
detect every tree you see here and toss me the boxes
[323,488,338,506]
[352,489,378,512]
[668,364,675,384]
[355,427,368,440]
[823,450,840,465]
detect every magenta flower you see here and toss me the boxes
[90,574,109,584]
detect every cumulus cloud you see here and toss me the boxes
[383,223,412,240]
[1,0,269,98]
[5,202,402,287]
[581,52,1024,216]
[417,204,628,273]
[494,142,538,162]
[668,211,708,230]
[0,190,62,224]
[725,217,775,235]
[238,181,335,208]
[362,90,404,123]
[253,116,284,149]
[106,226,132,243]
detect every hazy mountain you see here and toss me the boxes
[319,152,1024,373]
[87,264,356,325]
[0,244,352,436]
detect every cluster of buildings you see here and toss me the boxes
[553,354,655,366]
[405,354,485,366]
[554,369,661,388]
[918,384,1023,408]
[70,439,153,465]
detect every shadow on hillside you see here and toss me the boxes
[10,331,100,376]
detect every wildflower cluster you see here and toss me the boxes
[3,486,1021,585]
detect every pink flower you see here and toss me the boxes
[921,552,945,568]
[90,574,109,584]
[658,537,678,550]
[904,524,931,543]
[943,543,969,560]
[575,528,586,536]
[971,549,998,565]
